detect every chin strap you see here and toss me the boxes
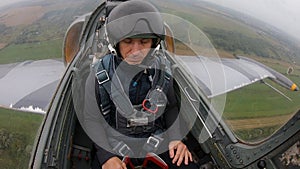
[107,42,117,56]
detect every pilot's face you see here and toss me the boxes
[119,38,152,65]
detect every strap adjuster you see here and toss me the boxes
[142,135,163,155]
[96,70,110,84]
[119,144,131,156]
[147,136,160,148]
[113,141,133,156]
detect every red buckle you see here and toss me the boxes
[142,99,158,114]
[142,152,169,169]
[123,153,169,169]
[122,156,135,169]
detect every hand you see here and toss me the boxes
[169,140,193,166]
[102,156,127,169]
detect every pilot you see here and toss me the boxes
[88,0,198,169]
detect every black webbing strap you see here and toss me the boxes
[96,69,111,115]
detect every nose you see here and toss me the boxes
[131,41,143,54]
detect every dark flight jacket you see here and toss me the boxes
[90,54,182,166]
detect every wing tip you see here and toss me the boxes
[291,83,298,91]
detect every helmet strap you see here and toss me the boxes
[150,44,161,58]
[104,22,117,56]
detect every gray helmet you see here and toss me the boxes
[106,0,165,46]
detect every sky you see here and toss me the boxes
[200,0,300,41]
[0,0,29,7]
[1,0,300,41]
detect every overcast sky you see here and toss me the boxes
[0,0,27,7]
[1,0,300,41]
[200,0,300,41]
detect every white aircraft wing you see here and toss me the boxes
[0,59,65,112]
[176,55,298,98]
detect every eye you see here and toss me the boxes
[141,39,152,44]
[123,38,132,44]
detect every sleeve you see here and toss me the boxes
[83,67,116,166]
[163,78,183,141]
[94,144,116,166]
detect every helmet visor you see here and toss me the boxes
[106,12,165,45]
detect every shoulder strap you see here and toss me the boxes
[95,55,136,117]
[95,56,112,115]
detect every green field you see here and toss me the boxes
[0,39,62,64]
[222,77,300,143]
[0,107,44,169]
[224,80,300,119]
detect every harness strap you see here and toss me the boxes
[96,69,111,115]
[95,54,170,119]
[96,57,137,118]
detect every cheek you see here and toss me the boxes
[142,48,151,55]
[119,45,129,58]
[141,43,152,55]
